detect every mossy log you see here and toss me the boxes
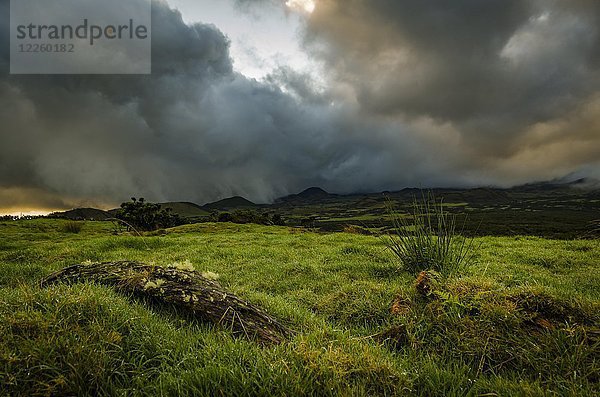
[41,261,294,345]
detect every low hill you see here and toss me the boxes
[298,187,331,198]
[49,208,112,221]
[276,187,337,204]
[43,178,598,238]
[203,196,257,211]
[158,202,210,218]
[514,177,600,192]
[53,202,210,221]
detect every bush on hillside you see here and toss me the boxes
[213,210,286,226]
[115,198,183,232]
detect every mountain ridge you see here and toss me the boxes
[46,177,599,222]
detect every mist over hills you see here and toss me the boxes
[54,177,600,215]
[47,178,599,239]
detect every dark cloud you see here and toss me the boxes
[0,0,598,211]
[301,0,600,157]
[0,0,392,207]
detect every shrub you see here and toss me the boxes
[115,198,184,232]
[63,221,83,234]
[385,194,475,277]
[271,213,286,226]
[214,210,285,226]
[217,212,233,223]
[230,210,269,225]
[301,216,318,228]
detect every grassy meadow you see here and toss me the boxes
[0,219,599,396]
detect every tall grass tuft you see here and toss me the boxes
[385,194,475,276]
[62,221,84,234]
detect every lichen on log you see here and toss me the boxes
[41,261,294,345]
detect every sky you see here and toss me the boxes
[0,0,599,214]
[167,0,318,80]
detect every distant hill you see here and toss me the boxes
[49,208,112,221]
[298,187,331,198]
[203,196,257,211]
[276,187,337,204]
[514,177,600,192]
[42,177,598,238]
[158,202,210,218]
[568,177,600,190]
[52,202,210,221]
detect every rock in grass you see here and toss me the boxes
[41,261,294,345]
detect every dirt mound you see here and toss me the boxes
[383,274,600,379]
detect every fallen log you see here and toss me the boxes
[41,261,294,345]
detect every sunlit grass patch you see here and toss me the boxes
[0,219,598,395]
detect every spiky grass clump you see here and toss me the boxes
[385,195,475,276]
[62,221,83,234]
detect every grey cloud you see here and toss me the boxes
[305,0,598,120]
[0,0,417,208]
[297,0,600,165]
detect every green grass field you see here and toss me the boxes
[1,219,599,396]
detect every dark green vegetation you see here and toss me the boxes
[0,219,598,396]
[115,198,184,231]
[49,179,600,239]
[274,181,600,239]
[214,209,286,226]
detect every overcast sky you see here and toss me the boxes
[1,0,599,214]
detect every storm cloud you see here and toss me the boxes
[0,0,599,211]
[299,0,600,167]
